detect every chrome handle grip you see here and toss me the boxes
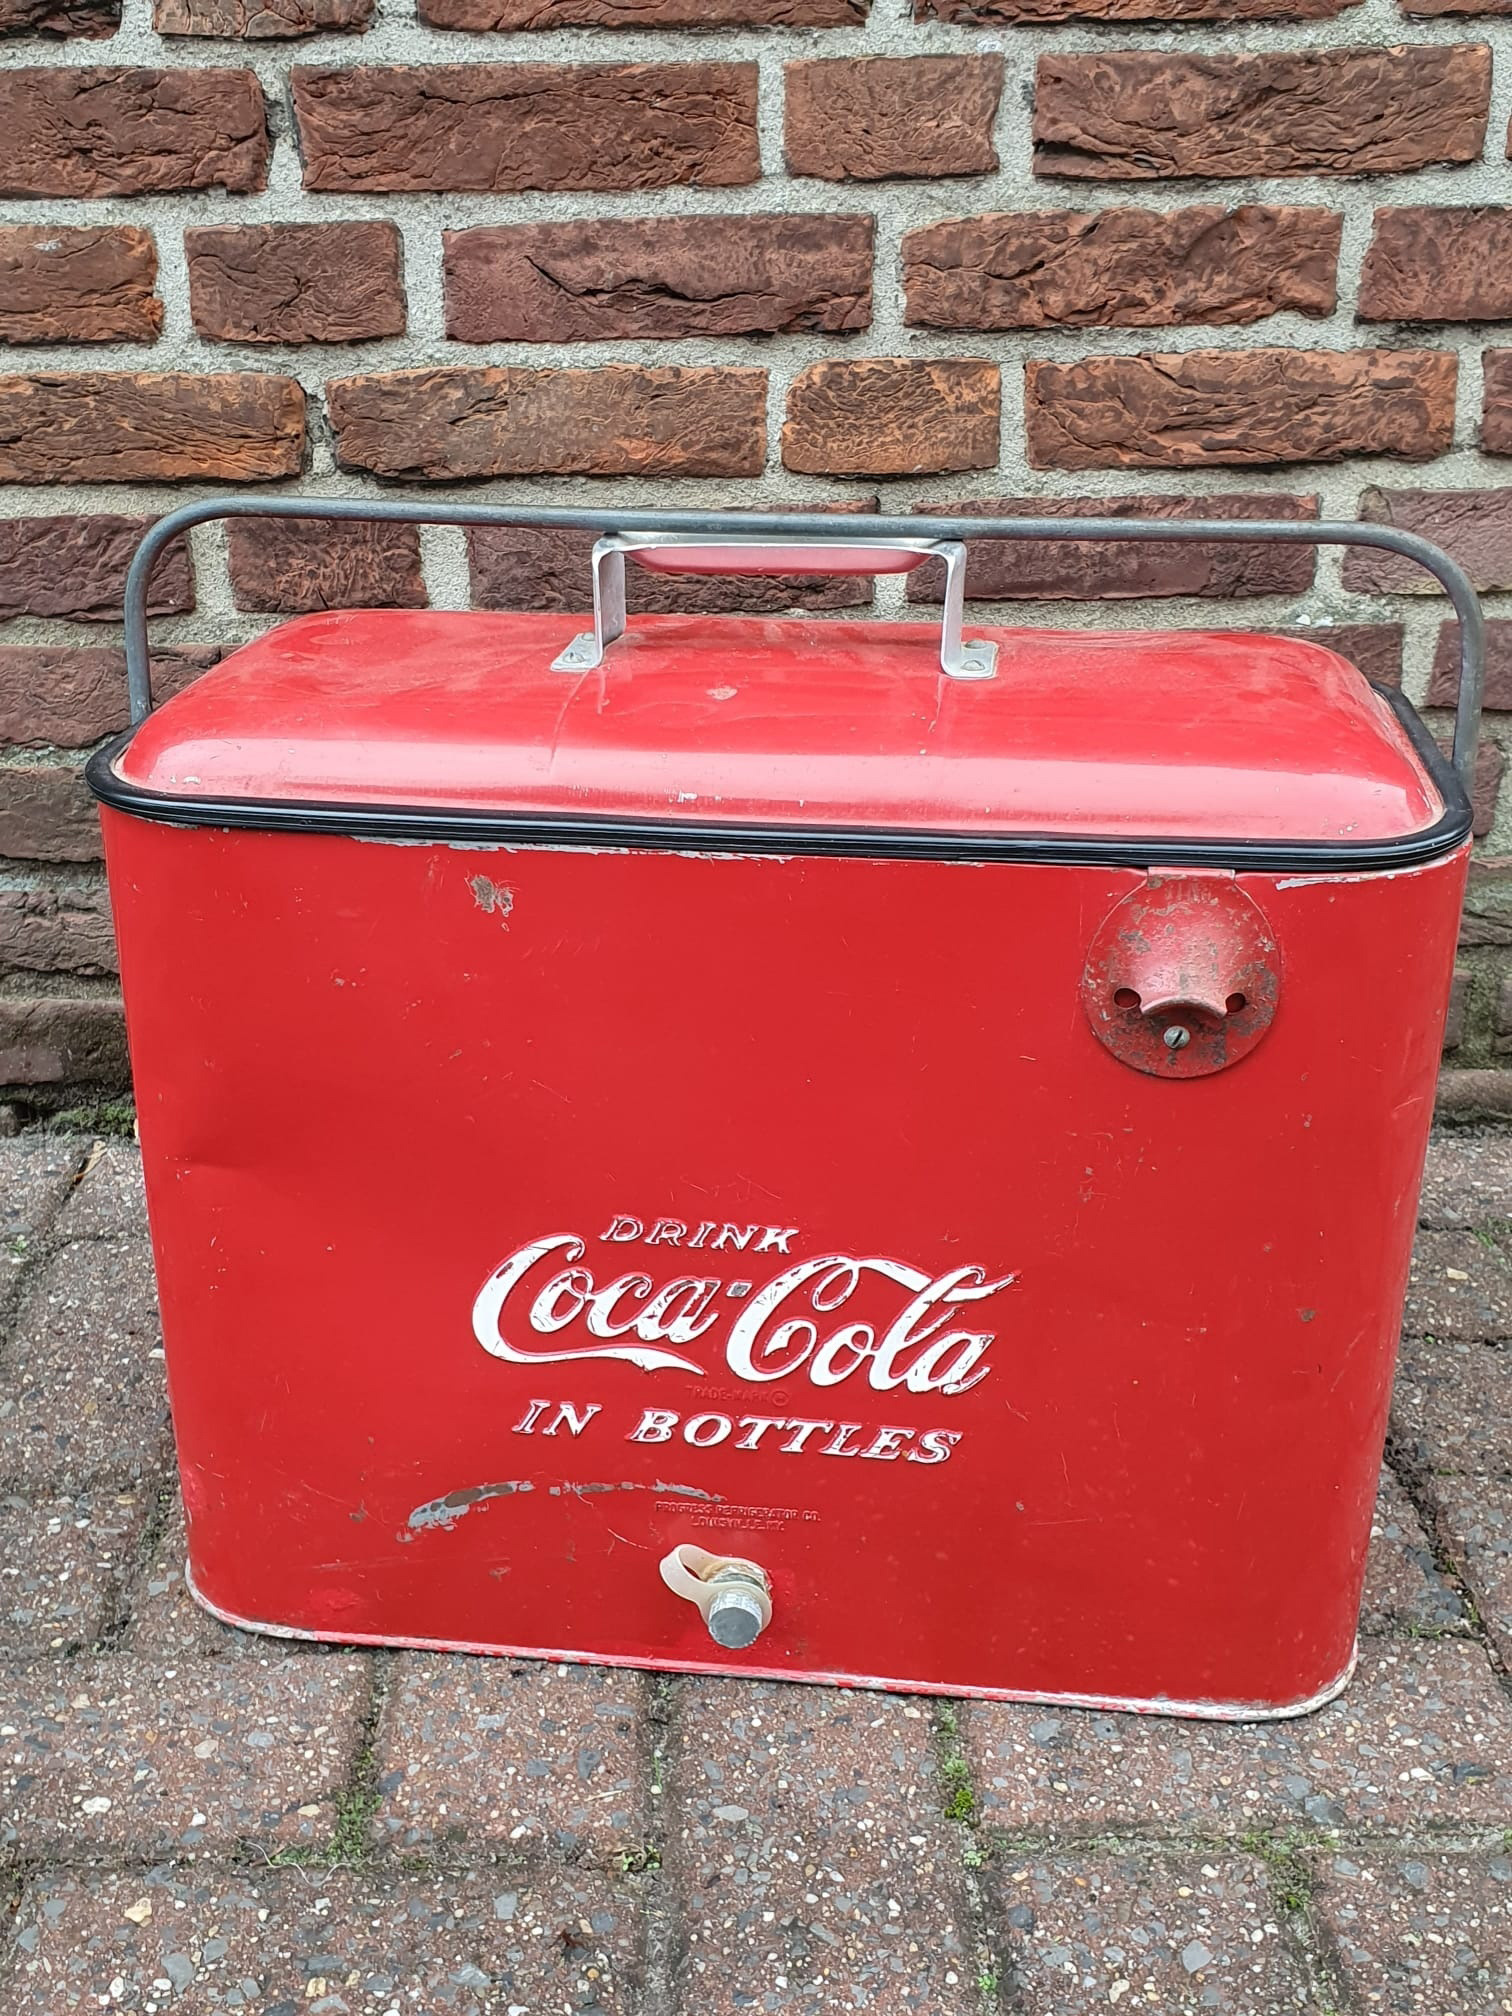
[548,533,996,682]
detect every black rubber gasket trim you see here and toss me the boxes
[86,684,1471,875]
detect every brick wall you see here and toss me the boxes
[1,0,1511,1112]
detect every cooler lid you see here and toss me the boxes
[103,608,1459,869]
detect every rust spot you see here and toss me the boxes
[469,875,514,926]
[549,1480,725,1503]
[408,1476,724,1536]
[408,1479,532,1533]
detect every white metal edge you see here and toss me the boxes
[184,1564,1357,1723]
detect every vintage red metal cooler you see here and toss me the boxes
[92,501,1485,1719]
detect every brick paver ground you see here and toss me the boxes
[0,1126,1507,2012]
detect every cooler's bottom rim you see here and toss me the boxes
[185,1564,1357,1723]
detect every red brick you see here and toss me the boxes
[1482,349,1512,454]
[0,0,117,32]
[0,1239,162,1481]
[376,1654,647,1863]
[1436,1072,1512,1120]
[0,767,100,865]
[1026,349,1455,471]
[0,516,192,623]
[0,1866,641,2015]
[470,501,879,615]
[786,56,1000,180]
[427,0,858,21]
[445,214,871,342]
[1466,739,1507,836]
[156,0,370,32]
[907,493,1319,602]
[1314,1853,1512,2008]
[1430,620,1512,710]
[0,1491,147,1656]
[993,1855,1314,2011]
[0,228,159,346]
[0,373,304,484]
[328,364,765,480]
[228,518,424,615]
[904,207,1340,331]
[0,646,216,748]
[1456,857,1512,953]
[186,222,404,343]
[1361,208,1512,323]
[1273,624,1403,687]
[1444,967,1470,1050]
[0,1655,368,1858]
[0,1002,127,1091]
[0,888,118,982]
[0,69,268,199]
[970,1641,1512,1832]
[674,1683,975,2015]
[925,0,1355,16]
[1033,47,1490,181]
[783,358,999,476]
[1345,487,1512,593]
[293,62,759,193]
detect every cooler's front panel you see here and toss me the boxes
[103,814,1465,1715]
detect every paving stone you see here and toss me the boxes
[992,1852,1312,2014]
[1404,1229,1512,1343]
[0,1135,81,1257]
[1419,1129,1512,1231]
[1362,1469,1466,1636]
[673,1681,975,2015]
[968,1641,1511,1835]
[1392,1336,1512,1478]
[51,1139,145,1242]
[0,1653,368,1857]
[0,1862,640,2013]
[120,1494,273,1660]
[376,1653,647,1864]
[1437,1474,1512,1668]
[0,1238,168,1490]
[1312,1852,1512,2012]
[0,1489,146,1655]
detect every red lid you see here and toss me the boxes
[114,609,1443,846]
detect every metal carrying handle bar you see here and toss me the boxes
[550,533,996,681]
[121,499,1486,794]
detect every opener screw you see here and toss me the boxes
[1163,1024,1192,1052]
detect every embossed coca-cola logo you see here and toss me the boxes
[471,1216,1016,1396]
